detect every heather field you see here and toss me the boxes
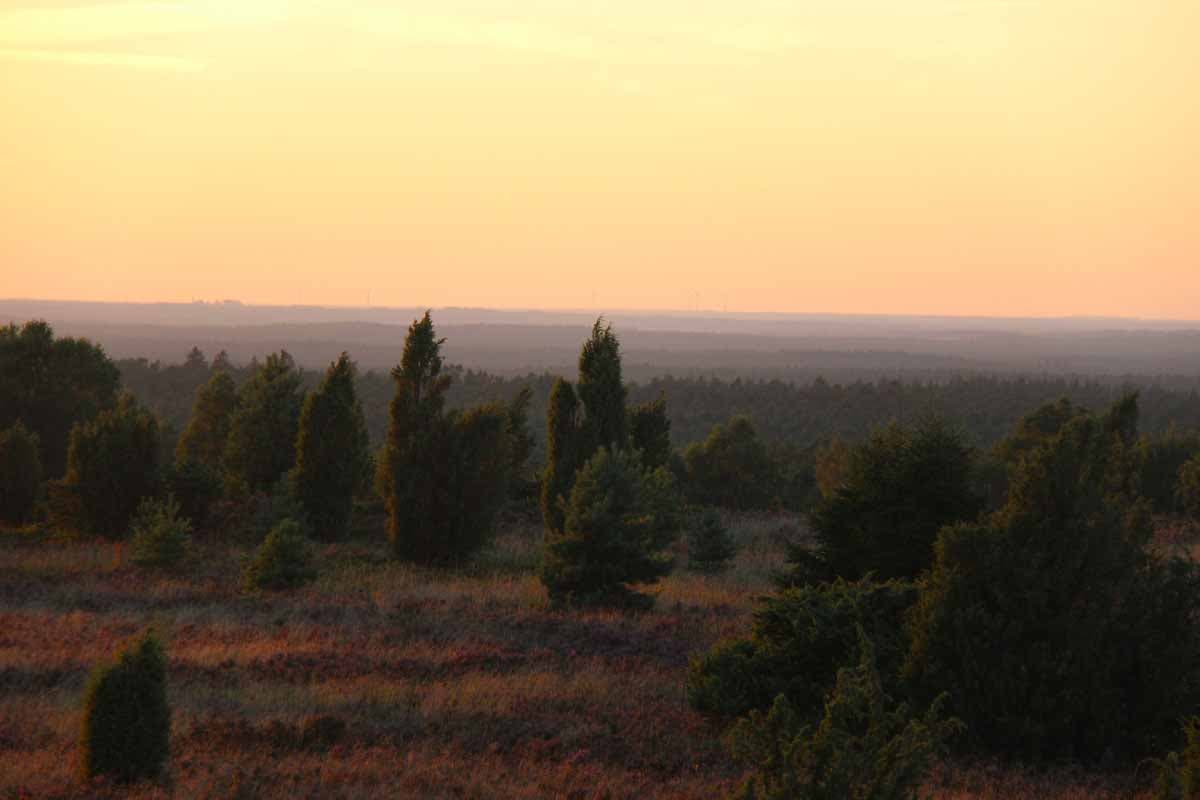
[0,514,1157,799]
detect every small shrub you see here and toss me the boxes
[299,714,347,751]
[688,578,917,724]
[80,630,170,783]
[1153,718,1200,800]
[129,495,192,568]
[0,421,42,524]
[726,631,961,800]
[243,519,316,591]
[688,509,737,574]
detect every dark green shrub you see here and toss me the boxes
[687,578,917,724]
[726,632,961,800]
[129,496,192,568]
[1153,718,1200,800]
[683,416,776,511]
[0,422,42,524]
[784,416,980,585]
[687,509,737,574]
[242,519,316,591]
[905,395,1200,762]
[62,394,161,539]
[541,447,680,610]
[80,630,170,783]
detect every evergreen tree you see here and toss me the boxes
[577,319,627,452]
[175,370,238,472]
[80,630,170,783]
[61,394,161,539]
[785,417,980,585]
[292,353,369,540]
[224,351,304,493]
[0,422,42,525]
[540,378,580,533]
[0,320,120,477]
[378,313,512,564]
[541,447,680,609]
[629,393,672,470]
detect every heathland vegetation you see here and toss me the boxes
[4,315,1200,797]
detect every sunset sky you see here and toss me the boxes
[2,1,1197,317]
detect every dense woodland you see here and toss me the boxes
[4,315,1200,798]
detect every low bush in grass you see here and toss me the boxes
[80,630,170,784]
[688,509,737,574]
[242,518,316,591]
[129,495,192,568]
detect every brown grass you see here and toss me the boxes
[0,513,1155,798]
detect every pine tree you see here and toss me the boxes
[80,630,170,783]
[541,447,679,609]
[175,370,239,472]
[62,394,161,539]
[0,422,41,524]
[224,351,304,493]
[292,353,369,540]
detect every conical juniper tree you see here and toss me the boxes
[540,319,640,533]
[577,318,627,453]
[378,313,512,564]
[292,353,370,541]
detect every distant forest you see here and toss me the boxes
[118,347,1200,460]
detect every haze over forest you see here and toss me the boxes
[5,298,1200,381]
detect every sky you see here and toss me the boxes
[2,1,1198,317]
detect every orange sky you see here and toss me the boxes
[2,1,1198,317]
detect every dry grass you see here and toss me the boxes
[0,514,1155,798]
